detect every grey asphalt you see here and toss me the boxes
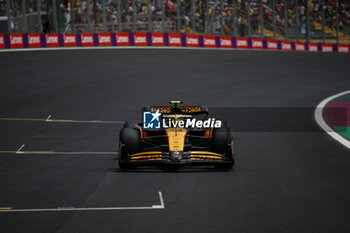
[0,48,349,233]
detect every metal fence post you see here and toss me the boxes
[161,0,165,32]
[86,0,91,32]
[220,0,224,35]
[321,0,325,42]
[283,0,288,39]
[192,0,195,34]
[247,0,251,37]
[132,0,136,31]
[6,0,11,33]
[102,0,107,32]
[295,0,299,40]
[53,0,58,33]
[335,0,339,43]
[21,0,26,33]
[272,0,276,39]
[117,0,121,32]
[37,0,42,32]
[259,0,264,38]
[176,0,180,32]
[70,0,74,33]
[148,0,152,32]
[305,0,310,42]
[230,0,235,37]
[206,0,209,34]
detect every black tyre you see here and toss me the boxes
[211,123,231,155]
[211,123,234,169]
[119,127,141,169]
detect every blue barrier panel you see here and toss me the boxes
[76,34,82,47]
[129,32,134,46]
[164,33,169,46]
[181,33,186,47]
[111,33,116,46]
[232,37,237,48]
[41,33,46,47]
[58,34,64,47]
[198,35,204,48]
[215,36,220,48]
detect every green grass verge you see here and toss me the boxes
[333,126,350,140]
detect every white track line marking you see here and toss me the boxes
[0,117,124,124]
[0,151,119,155]
[16,144,25,154]
[46,115,52,121]
[0,191,164,212]
[32,151,119,155]
[151,191,165,209]
[68,120,124,124]
[315,90,350,149]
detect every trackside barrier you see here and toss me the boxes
[0,32,349,53]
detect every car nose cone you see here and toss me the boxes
[170,151,183,162]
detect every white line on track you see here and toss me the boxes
[68,120,124,124]
[0,191,164,212]
[16,144,25,154]
[0,151,119,155]
[0,117,125,124]
[315,90,350,149]
[24,151,119,155]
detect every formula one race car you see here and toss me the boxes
[118,101,235,169]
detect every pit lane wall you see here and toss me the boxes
[1,32,350,53]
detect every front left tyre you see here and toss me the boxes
[118,125,141,169]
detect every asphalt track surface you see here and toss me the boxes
[0,49,349,233]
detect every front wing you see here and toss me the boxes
[119,151,233,166]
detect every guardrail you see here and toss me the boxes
[0,32,349,53]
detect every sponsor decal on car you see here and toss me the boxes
[267,40,278,50]
[98,33,112,46]
[295,42,305,51]
[143,111,162,129]
[186,34,199,47]
[338,44,349,53]
[134,32,148,46]
[235,37,248,49]
[63,34,77,47]
[116,32,130,46]
[143,110,222,129]
[151,33,165,46]
[10,34,24,48]
[81,33,94,47]
[220,36,232,48]
[322,43,333,52]
[0,34,5,48]
[203,35,216,48]
[168,33,182,47]
[251,38,263,49]
[162,117,222,129]
[28,34,41,48]
[281,41,292,51]
[45,34,59,47]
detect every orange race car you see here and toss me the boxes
[118,101,235,169]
